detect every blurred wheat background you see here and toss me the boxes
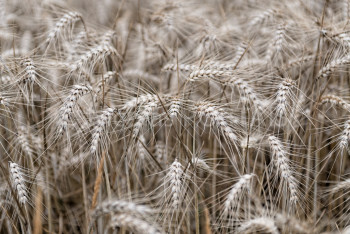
[1,0,350,233]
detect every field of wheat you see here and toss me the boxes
[2,0,350,233]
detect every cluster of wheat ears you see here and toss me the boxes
[3,0,350,233]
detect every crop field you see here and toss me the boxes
[1,0,350,233]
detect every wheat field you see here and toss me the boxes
[1,0,350,233]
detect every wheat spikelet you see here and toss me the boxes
[249,9,276,28]
[331,32,350,48]
[46,11,83,46]
[93,199,154,218]
[109,214,164,234]
[238,217,279,234]
[9,162,27,205]
[57,84,91,135]
[275,213,310,233]
[317,55,350,80]
[284,55,314,70]
[168,97,181,119]
[122,94,158,111]
[276,78,295,117]
[162,63,198,72]
[232,42,248,67]
[222,174,254,217]
[136,134,150,168]
[191,157,211,172]
[1,75,11,85]
[72,43,120,72]
[331,178,350,193]
[339,120,350,151]
[69,31,88,57]
[93,71,116,101]
[90,107,115,154]
[155,141,167,165]
[206,61,237,71]
[266,24,286,61]
[20,57,36,84]
[132,100,158,138]
[268,136,298,205]
[224,76,263,110]
[100,30,117,46]
[189,69,226,81]
[166,159,187,210]
[196,101,238,143]
[17,125,33,158]
[319,94,350,112]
